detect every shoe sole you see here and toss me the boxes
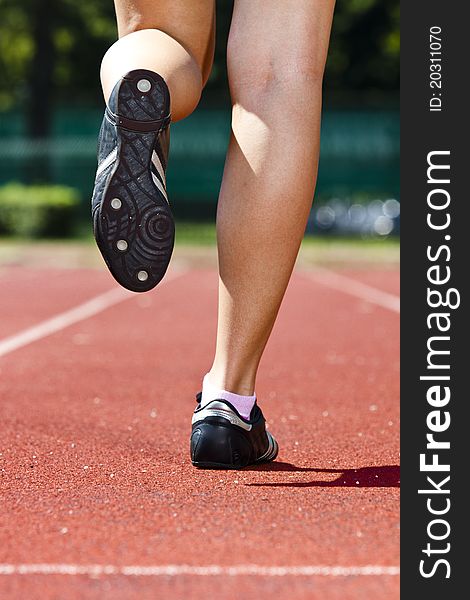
[93,70,174,293]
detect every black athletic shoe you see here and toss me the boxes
[190,393,279,469]
[91,69,174,293]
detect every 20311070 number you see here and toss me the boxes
[429,26,442,112]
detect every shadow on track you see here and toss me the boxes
[245,463,400,488]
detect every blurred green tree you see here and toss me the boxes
[0,0,399,135]
[325,0,400,98]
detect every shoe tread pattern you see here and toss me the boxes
[92,69,174,292]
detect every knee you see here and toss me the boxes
[227,39,325,107]
[228,59,325,108]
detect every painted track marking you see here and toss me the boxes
[0,564,400,577]
[303,267,400,313]
[0,270,187,358]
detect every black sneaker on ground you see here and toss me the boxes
[190,393,279,469]
[91,69,174,293]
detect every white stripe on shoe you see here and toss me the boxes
[257,431,278,462]
[96,147,117,178]
[151,172,169,204]
[151,150,166,185]
[192,402,253,431]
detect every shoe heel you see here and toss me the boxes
[112,69,171,127]
[190,422,252,469]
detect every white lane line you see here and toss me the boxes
[0,270,186,358]
[0,564,400,577]
[303,267,400,314]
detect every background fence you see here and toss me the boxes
[0,107,399,230]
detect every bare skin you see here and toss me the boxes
[101,0,215,121]
[208,0,336,394]
[101,0,335,396]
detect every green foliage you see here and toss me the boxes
[0,0,116,112]
[0,2,34,111]
[326,0,400,95]
[0,183,80,237]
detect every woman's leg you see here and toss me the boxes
[92,2,214,291]
[207,0,335,395]
[101,0,215,120]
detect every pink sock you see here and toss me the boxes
[201,374,256,420]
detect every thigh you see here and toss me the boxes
[114,0,215,84]
[228,0,335,83]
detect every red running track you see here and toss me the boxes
[0,266,399,600]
